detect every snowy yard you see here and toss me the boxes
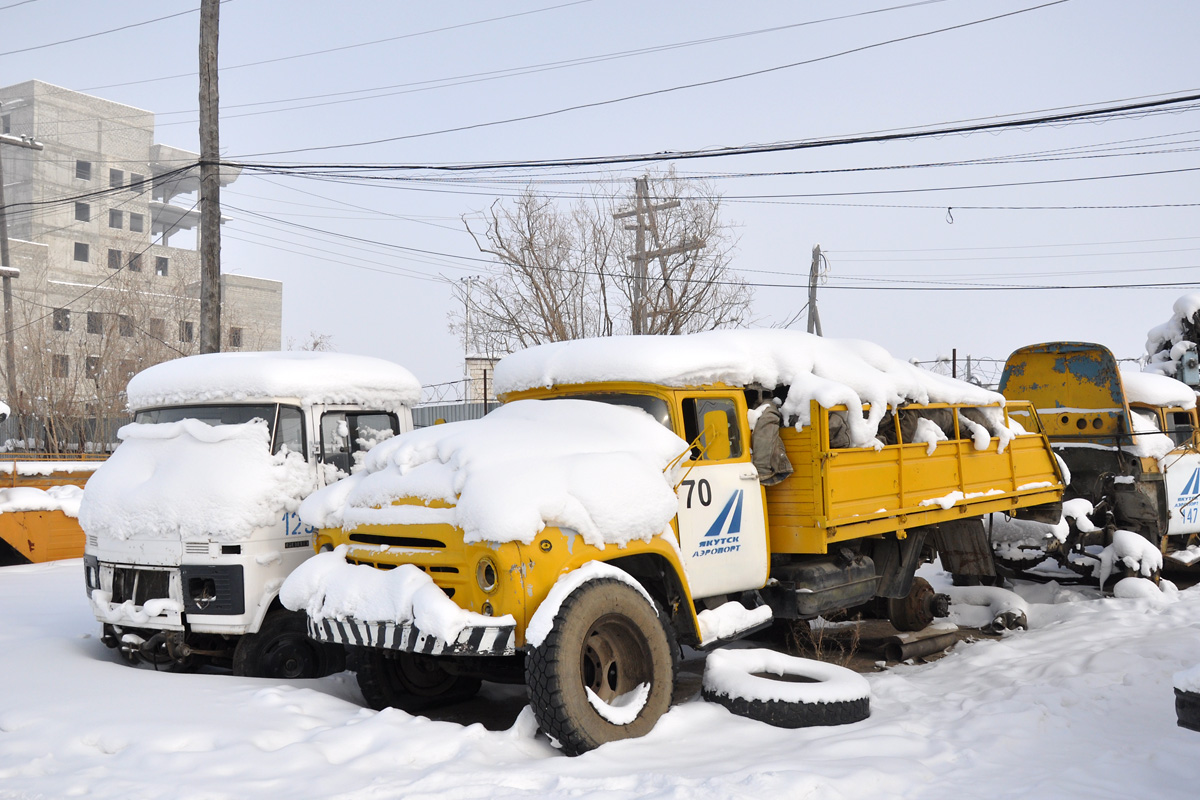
[1,559,1197,799]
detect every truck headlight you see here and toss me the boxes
[475,557,498,594]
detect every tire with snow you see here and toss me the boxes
[525,578,678,756]
[701,648,870,729]
[349,648,481,713]
[232,609,343,679]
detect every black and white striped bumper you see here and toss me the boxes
[307,615,517,657]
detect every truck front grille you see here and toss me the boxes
[111,567,170,605]
[347,532,447,548]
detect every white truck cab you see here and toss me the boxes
[81,351,420,677]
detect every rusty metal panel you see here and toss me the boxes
[1000,342,1129,443]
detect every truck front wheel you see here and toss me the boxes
[350,649,481,712]
[525,578,677,756]
[233,609,342,679]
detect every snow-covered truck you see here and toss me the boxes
[999,341,1200,575]
[0,399,106,566]
[80,351,421,677]
[282,331,1064,754]
[0,456,104,566]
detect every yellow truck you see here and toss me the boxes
[0,454,104,566]
[284,331,1063,754]
[999,341,1200,575]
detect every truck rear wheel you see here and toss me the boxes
[525,578,677,756]
[887,577,948,632]
[349,649,481,712]
[233,609,341,679]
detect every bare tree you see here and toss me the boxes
[453,172,751,356]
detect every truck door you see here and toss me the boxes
[675,394,769,599]
[1160,407,1200,535]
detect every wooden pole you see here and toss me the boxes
[198,0,221,353]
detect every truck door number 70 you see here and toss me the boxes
[681,479,712,508]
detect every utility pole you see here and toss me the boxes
[807,244,824,336]
[198,0,221,354]
[0,126,44,402]
[613,176,703,335]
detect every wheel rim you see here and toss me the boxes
[261,635,319,679]
[580,613,652,703]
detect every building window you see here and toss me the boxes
[229,327,244,348]
[109,209,122,229]
[85,356,100,379]
[53,308,70,331]
[73,242,89,262]
[87,311,102,334]
[127,253,141,272]
[74,202,90,222]
[1,114,9,135]
[52,354,69,379]
[76,160,91,180]
[107,249,121,270]
[155,256,169,277]
[129,213,144,233]
[119,315,133,337]
[109,168,123,189]
[129,172,144,191]
[179,320,194,343]
[149,318,165,339]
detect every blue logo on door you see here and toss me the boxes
[692,490,743,558]
[1176,468,1200,508]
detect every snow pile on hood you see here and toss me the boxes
[280,546,513,641]
[125,351,421,411]
[79,419,315,542]
[1144,293,1200,380]
[0,485,83,517]
[1120,368,1196,409]
[495,330,1008,448]
[298,399,688,547]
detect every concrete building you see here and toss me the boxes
[0,80,282,448]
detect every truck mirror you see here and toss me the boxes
[703,409,731,460]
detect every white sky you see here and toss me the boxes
[4,0,1199,391]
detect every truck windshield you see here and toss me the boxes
[551,393,671,428]
[133,404,307,458]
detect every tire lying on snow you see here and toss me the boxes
[701,648,870,728]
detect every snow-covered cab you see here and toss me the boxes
[80,351,420,677]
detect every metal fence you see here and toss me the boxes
[0,412,131,454]
[412,402,499,428]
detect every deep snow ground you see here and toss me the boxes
[1,560,1197,800]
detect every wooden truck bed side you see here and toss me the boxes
[766,400,1062,555]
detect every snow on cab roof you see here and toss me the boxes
[496,329,1002,409]
[1120,367,1197,410]
[126,351,421,410]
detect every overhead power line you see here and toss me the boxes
[0,3,220,58]
[228,90,1200,172]
[232,0,1071,158]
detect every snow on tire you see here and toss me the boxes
[701,648,870,728]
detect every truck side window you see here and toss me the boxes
[1165,409,1195,447]
[681,397,742,461]
[321,412,353,476]
[273,406,306,458]
[322,411,400,475]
